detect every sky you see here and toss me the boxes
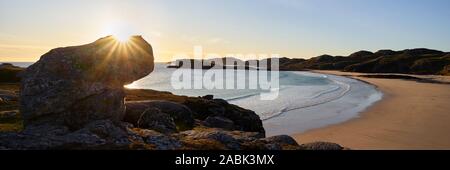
[1,0,450,62]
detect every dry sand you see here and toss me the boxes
[293,70,450,150]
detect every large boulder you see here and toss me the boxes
[176,128,300,150]
[132,129,182,150]
[258,135,300,150]
[183,97,265,135]
[178,128,251,150]
[20,36,154,129]
[125,100,195,131]
[204,116,235,130]
[300,142,344,150]
[136,108,177,134]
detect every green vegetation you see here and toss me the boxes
[0,83,22,132]
[0,63,23,83]
[0,112,23,132]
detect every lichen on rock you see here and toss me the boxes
[20,36,154,129]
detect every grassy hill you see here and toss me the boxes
[278,48,450,75]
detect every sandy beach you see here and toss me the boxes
[293,70,450,149]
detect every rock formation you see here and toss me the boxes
[20,35,154,129]
[183,96,265,134]
[0,36,343,150]
[124,100,195,131]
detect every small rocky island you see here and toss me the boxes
[0,36,343,150]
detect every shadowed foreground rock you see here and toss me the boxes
[20,36,154,129]
[124,100,195,131]
[301,142,345,150]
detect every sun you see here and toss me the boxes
[102,22,136,43]
[113,32,132,43]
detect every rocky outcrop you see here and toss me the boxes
[300,142,345,150]
[204,116,235,130]
[176,128,302,150]
[124,100,195,131]
[0,110,18,119]
[0,121,317,150]
[135,107,177,134]
[0,36,344,150]
[183,96,265,135]
[124,96,265,135]
[20,36,154,129]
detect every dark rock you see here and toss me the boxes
[184,97,225,119]
[262,135,298,146]
[300,142,344,150]
[125,100,195,130]
[0,124,93,149]
[0,110,19,119]
[244,135,302,150]
[27,120,130,149]
[0,90,18,102]
[20,36,154,129]
[179,128,242,150]
[136,108,177,134]
[71,120,132,147]
[175,128,302,150]
[202,95,214,100]
[21,124,70,136]
[0,120,137,150]
[204,116,235,130]
[132,129,182,150]
[183,97,265,135]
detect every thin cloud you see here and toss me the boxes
[207,38,229,44]
[0,44,52,50]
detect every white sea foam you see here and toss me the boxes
[257,72,383,136]
[229,72,353,120]
[126,64,382,136]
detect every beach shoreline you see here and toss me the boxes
[260,71,382,137]
[293,70,450,149]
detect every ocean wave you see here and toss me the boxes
[259,79,351,120]
[225,86,289,101]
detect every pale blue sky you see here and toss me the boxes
[1,0,449,62]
